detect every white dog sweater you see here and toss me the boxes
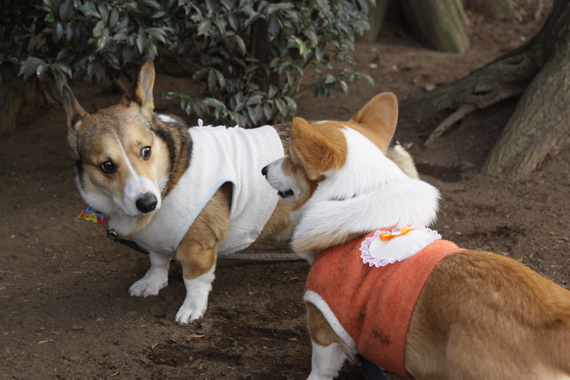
[131,123,284,255]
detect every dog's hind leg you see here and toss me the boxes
[306,303,348,380]
[129,251,171,297]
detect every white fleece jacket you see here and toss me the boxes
[131,123,284,255]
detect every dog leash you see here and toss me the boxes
[106,229,301,262]
[77,206,300,262]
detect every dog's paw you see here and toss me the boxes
[129,272,168,297]
[174,301,207,325]
[174,272,214,324]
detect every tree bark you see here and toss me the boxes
[0,65,60,136]
[481,0,570,178]
[401,0,470,53]
[362,0,389,42]
[0,65,27,136]
[400,0,570,179]
[464,0,516,19]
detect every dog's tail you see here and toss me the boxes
[386,141,419,179]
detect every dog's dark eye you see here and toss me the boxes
[141,146,151,160]
[100,161,116,173]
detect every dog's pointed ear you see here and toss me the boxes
[291,117,347,180]
[62,84,89,130]
[350,92,398,152]
[123,56,155,118]
[62,84,89,158]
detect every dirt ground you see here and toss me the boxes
[1,2,569,379]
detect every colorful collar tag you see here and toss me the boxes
[77,205,107,228]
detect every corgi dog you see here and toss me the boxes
[61,57,298,324]
[262,92,570,380]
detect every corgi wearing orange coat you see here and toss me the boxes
[262,92,570,380]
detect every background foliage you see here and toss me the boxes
[1,0,373,126]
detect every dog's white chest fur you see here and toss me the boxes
[130,124,284,255]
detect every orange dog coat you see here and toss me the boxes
[304,229,462,378]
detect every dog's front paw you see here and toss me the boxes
[174,272,214,324]
[174,300,207,324]
[129,272,168,297]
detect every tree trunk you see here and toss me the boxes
[481,0,570,178]
[362,0,389,42]
[400,0,570,179]
[401,0,470,53]
[0,65,60,136]
[0,65,27,136]
[464,0,516,19]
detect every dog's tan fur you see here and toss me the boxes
[265,93,570,379]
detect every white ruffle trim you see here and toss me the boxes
[360,227,441,267]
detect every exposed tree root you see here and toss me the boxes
[424,103,477,147]
[400,0,570,179]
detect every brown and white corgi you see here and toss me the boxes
[61,57,296,324]
[262,92,570,380]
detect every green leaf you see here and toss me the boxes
[233,92,244,112]
[268,85,277,99]
[207,69,216,93]
[263,103,272,120]
[53,20,64,42]
[213,18,226,35]
[162,91,186,99]
[338,79,348,94]
[98,2,110,23]
[65,22,74,42]
[109,8,119,28]
[267,15,280,38]
[324,74,335,84]
[245,94,263,106]
[146,28,167,43]
[255,105,263,122]
[56,49,69,61]
[93,19,106,37]
[52,62,72,77]
[141,0,161,10]
[283,96,297,114]
[151,11,167,18]
[136,33,145,53]
[60,0,74,23]
[303,29,318,46]
[101,51,120,70]
[231,35,246,55]
[36,63,49,78]
[197,20,211,36]
[214,69,225,89]
[53,70,67,92]
[181,97,192,114]
[203,98,225,108]
[314,47,324,62]
[44,12,55,23]
[274,98,287,116]
[228,14,239,30]
[77,3,101,18]
[361,72,374,85]
[247,107,258,124]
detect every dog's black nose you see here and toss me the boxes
[261,165,268,177]
[136,192,158,213]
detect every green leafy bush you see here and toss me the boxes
[2,0,373,126]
